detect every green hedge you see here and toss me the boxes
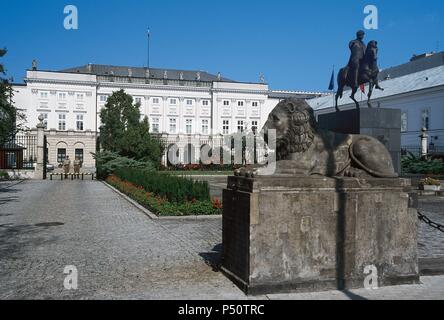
[106,174,221,216]
[0,170,8,179]
[93,151,155,180]
[114,167,210,203]
[401,152,444,175]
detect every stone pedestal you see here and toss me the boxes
[317,108,401,174]
[221,176,419,295]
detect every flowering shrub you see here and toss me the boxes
[419,177,441,186]
[106,175,222,216]
[211,198,223,210]
[160,164,243,172]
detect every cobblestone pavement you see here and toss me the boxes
[418,197,444,258]
[0,180,443,300]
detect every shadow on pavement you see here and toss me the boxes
[0,223,60,260]
[199,243,222,272]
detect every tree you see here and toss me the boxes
[99,89,164,165]
[0,48,25,146]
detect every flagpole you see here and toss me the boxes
[147,28,150,68]
[332,65,335,108]
[330,65,335,109]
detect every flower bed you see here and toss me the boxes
[106,174,222,216]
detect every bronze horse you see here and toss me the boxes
[335,40,384,112]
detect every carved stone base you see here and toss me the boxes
[221,175,419,295]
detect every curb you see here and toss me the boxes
[419,258,444,276]
[101,181,222,221]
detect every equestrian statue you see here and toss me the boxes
[336,30,384,112]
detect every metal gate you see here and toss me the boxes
[43,135,48,180]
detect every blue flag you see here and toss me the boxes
[328,68,335,91]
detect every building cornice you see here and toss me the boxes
[25,78,98,87]
[24,77,324,98]
[98,81,211,93]
[212,88,270,95]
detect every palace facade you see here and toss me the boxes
[12,64,323,168]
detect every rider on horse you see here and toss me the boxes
[335,30,384,111]
[348,30,367,88]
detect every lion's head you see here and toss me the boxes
[263,98,317,160]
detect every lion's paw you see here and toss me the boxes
[234,167,258,178]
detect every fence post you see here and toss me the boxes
[420,127,429,160]
[34,115,45,180]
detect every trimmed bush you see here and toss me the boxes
[93,151,155,180]
[401,152,444,175]
[114,167,210,203]
[0,170,8,180]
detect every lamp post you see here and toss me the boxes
[419,127,428,159]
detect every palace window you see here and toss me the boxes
[58,113,66,131]
[237,120,244,133]
[252,101,259,107]
[186,99,193,106]
[251,121,258,134]
[76,93,84,101]
[169,118,177,134]
[401,112,408,133]
[135,97,142,105]
[186,119,193,134]
[202,100,209,106]
[169,98,177,105]
[57,148,66,163]
[152,98,160,104]
[202,119,209,135]
[238,101,244,107]
[76,114,84,131]
[421,109,430,130]
[223,120,230,135]
[42,113,48,129]
[40,91,48,99]
[75,149,84,163]
[99,95,108,102]
[151,118,160,133]
[58,92,67,100]
[223,100,230,106]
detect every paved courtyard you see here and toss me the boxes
[0,179,443,300]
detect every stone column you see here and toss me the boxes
[420,127,429,159]
[34,114,45,180]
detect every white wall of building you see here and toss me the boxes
[12,68,320,167]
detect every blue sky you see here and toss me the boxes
[1,0,443,91]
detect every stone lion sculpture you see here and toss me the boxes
[235,98,397,178]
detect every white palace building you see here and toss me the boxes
[12,64,323,168]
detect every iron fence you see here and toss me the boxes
[0,134,37,170]
[402,146,444,157]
